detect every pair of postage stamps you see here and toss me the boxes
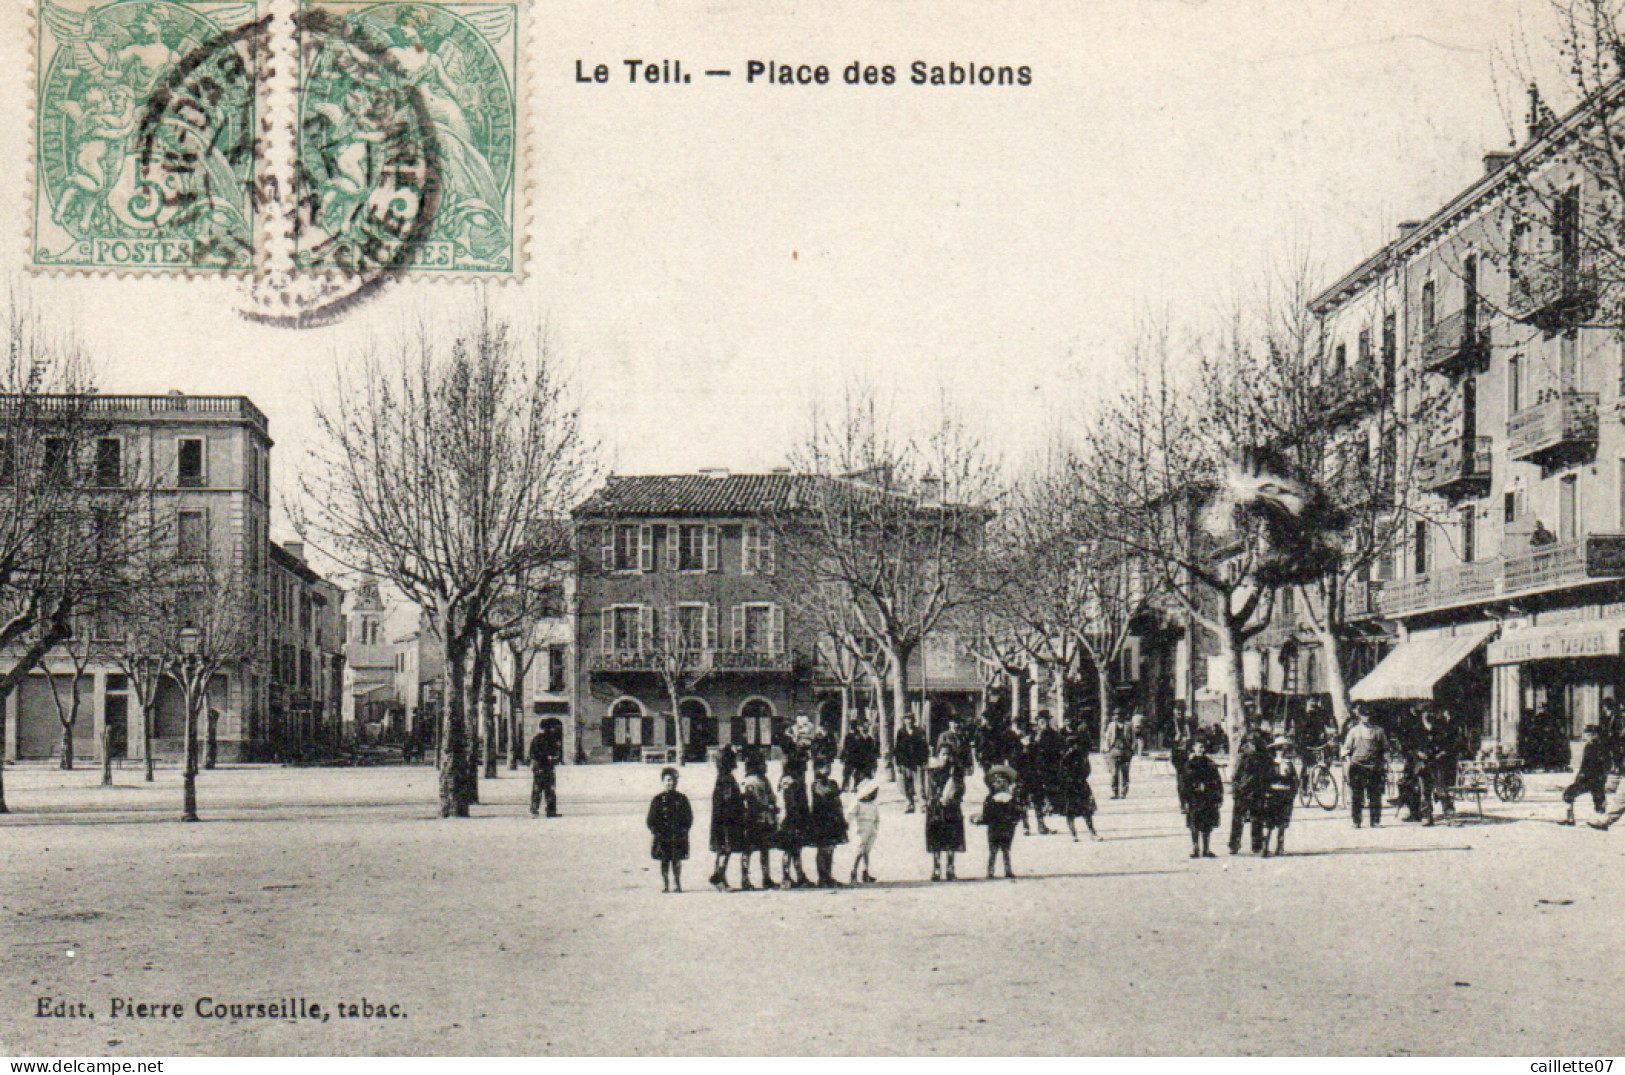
[33,0,523,321]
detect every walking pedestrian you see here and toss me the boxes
[708,745,744,891]
[739,748,781,890]
[924,754,966,881]
[1228,726,1271,854]
[1566,725,1611,825]
[975,764,1023,879]
[1343,706,1389,828]
[1104,711,1134,799]
[809,761,849,886]
[1029,714,1062,832]
[1179,738,1223,858]
[646,767,693,893]
[894,714,930,813]
[527,724,558,818]
[1056,725,1102,841]
[847,778,881,884]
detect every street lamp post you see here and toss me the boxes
[179,626,202,822]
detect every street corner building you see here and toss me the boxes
[0,393,344,766]
[571,471,986,763]
[1242,87,1625,769]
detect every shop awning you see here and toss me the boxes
[1349,623,1497,702]
[1487,619,1625,665]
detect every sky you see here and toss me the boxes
[3,0,1571,543]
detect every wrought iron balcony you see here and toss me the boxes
[1414,435,1492,499]
[1377,534,1625,616]
[1420,310,1489,376]
[1343,579,1384,621]
[1323,359,1388,423]
[1507,261,1598,334]
[1508,391,1597,466]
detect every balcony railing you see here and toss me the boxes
[1508,391,1597,465]
[1378,534,1625,616]
[1507,260,1598,334]
[1414,435,1492,498]
[1420,309,1489,376]
[1343,579,1384,620]
[0,394,270,437]
[1323,359,1387,422]
[586,648,794,674]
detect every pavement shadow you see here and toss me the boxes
[1284,844,1474,858]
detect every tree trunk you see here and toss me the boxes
[182,685,201,822]
[837,684,851,755]
[141,691,154,783]
[890,645,913,754]
[439,624,473,818]
[100,724,113,788]
[507,683,524,771]
[60,719,75,771]
[0,683,11,814]
[1301,585,1353,731]
[1216,624,1248,778]
[1097,666,1113,751]
[204,709,218,770]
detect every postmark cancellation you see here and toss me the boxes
[32,0,525,292]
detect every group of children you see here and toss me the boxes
[1175,731,1300,859]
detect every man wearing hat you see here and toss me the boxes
[1342,705,1389,828]
[894,714,930,812]
[1565,724,1611,825]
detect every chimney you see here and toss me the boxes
[1483,150,1515,176]
[167,389,185,397]
[1527,83,1551,143]
[698,468,730,480]
[770,466,791,475]
[918,474,943,505]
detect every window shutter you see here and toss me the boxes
[639,606,653,652]
[770,605,785,653]
[639,525,654,572]
[600,608,612,650]
[704,604,718,651]
[631,716,645,746]
[665,524,679,571]
[742,525,757,576]
[704,525,719,572]
[763,529,776,574]
[599,526,613,572]
[731,605,744,650]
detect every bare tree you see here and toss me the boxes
[776,389,1001,759]
[301,305,595,817]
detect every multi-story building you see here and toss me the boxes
[1252,91,1625,765]
[573,472,812,762]
[2,393,271,762]
[266,541,343,758]
[342,577,396,741]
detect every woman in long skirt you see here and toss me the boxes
[1056,730,1103,841]
[777,754,813,888]
[924,755,966,881]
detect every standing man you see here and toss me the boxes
[894,713,930,813]
[1343,705,1388,828]
[528,722,559,818]
[1104,711,1134,799]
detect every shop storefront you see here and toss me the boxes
[1487,613,1625,770]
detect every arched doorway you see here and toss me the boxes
[604,697,644,762]
[735,696,777,752]
[816,696,842,738]
[679,698,715,763]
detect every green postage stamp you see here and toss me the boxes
[33,0,525,310]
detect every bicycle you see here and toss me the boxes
[1296,742,1340,810]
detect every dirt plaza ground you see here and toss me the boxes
[1,756,1622,1057]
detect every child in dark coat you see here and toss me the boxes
[1258,741,1298,857]
[1178,738,1224,859]
[809,762,849,887]
[647,767,694,893]
[975,766,1023,879]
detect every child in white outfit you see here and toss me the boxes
[848,778,881,884]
